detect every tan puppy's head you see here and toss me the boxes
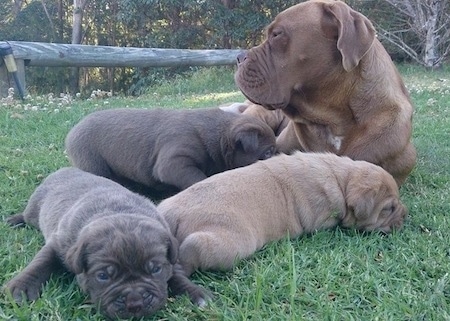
[341,165,407,234]
[65,215,178,319]
[235,0,375,109]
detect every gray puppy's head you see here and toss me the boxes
[65,214,178,319]
[223,115,277,169]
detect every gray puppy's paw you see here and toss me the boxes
[168,264,213,307]
[4,277,41,303]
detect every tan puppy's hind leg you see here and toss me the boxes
[179,231,252,275]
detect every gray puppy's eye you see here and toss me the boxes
[261,147,274,160]
[147,261,163,275]
[96,271,110,282]
[151,265,162,275]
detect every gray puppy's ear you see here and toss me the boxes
[65,240,87,274]
[167,235,179,264]
[234,127,260,153]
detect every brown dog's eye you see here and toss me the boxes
[272,29,283,38]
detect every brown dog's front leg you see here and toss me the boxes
[168,263,211,307]
[4,243,63,302]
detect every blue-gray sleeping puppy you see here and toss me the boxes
[65,107,276,197]
[4,167,208,319]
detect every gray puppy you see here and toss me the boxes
[65,107,276,196]
[4,167,208,319]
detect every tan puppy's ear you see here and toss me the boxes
[323,1,376,71]
[345,173,380,222]
[347,187,376,220]
[167,235,179,264]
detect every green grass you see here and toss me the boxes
[1,65,449,320]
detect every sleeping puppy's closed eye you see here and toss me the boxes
[65,107,276,196]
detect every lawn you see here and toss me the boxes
[0,65,449,320]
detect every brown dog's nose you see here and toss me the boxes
[236,51,248,65]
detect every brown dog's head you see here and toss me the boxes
[235,0,376,109]
[65,214,178,319]
[222,114,276,169]
[341,163,407,233]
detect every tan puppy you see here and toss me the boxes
[4,168,208,319]
[65,108,276,197]
[157,152,408,276]
[234,0,416,186]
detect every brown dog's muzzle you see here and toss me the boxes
[236,51,248,65]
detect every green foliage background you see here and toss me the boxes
[2,0,447,95]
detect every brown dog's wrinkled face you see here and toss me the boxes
[225,115,277,169]
[65,216,178,319]
[234,0,375,110]
[342,166,408,234]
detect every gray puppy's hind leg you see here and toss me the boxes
[6,213,26,227]
[168,264,212,307]
[4,242,63,302]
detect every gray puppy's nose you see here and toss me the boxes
[126,292,145,314]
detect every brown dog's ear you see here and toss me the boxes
[323,2,375,71]
[65,240,88,274]
[167,235,179,264]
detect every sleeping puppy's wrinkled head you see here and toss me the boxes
[342,164,408,234]
[223,114,277,169]
[65,214,178,319]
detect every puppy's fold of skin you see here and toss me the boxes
[234,0,416,187]
[220,100,289,136]
[157,152,408,276]
[4,167,209,319]
[65,107,276,197]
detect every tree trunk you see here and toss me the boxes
[382,0,449,68]
[71,0,89,93]
[423,0,440,68]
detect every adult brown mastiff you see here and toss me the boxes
[157,152,408,276]
[65,108,276,197]
[234,0,416,186]
[4,168,209,319]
